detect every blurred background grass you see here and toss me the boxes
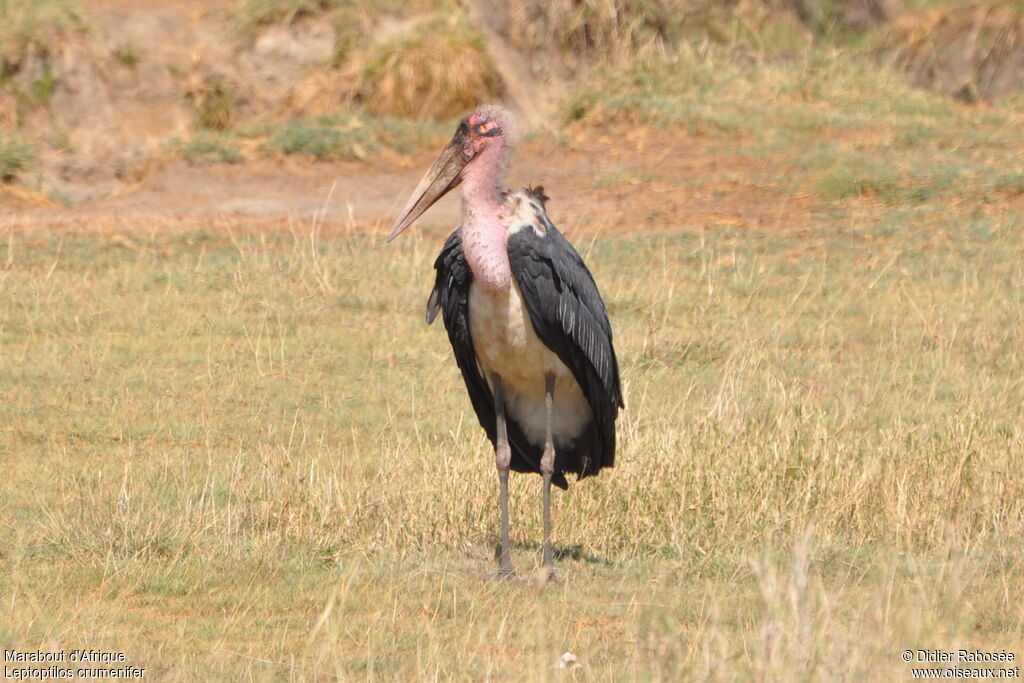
[0,0,1022,189]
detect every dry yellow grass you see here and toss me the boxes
[1,198,1023,677]
[186,72,236,131]
[287,70,358,117]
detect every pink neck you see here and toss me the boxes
[460,143,512,292]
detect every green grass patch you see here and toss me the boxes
[29,64,57,105]
[113,42,140,68]
[567,46,956,138]
[0,0,86,67]
[992,170,1024,195]
[177,134,245,165]
[167,112,444,164]
[262,112,445,159]
[568,45,1024,207]
[806,148,960,204]
[0,133,35,180]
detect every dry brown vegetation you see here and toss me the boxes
[876,0,1024,103]
[2,0,1024,202]
[358,15,502,119]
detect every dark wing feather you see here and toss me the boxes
[428,228,570,489]
[506,202,623,480]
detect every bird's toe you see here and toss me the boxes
[486,567,522,583]
[536,566,562,588]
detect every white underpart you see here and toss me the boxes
[469,279,592,449]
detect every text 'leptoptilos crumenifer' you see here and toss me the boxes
[387,104,624,583]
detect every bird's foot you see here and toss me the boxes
[487,564,521,582]
[536,565,562,588]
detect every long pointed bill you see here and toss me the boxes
[387,139,467,242]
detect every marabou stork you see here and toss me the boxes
[387,105,623,582]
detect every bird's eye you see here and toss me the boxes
[457,121,469,135]
[473,121,501,137]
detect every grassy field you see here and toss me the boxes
[2,209,1024,678]
[3,27,1024,683]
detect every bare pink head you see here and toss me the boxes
[462,104,518,159]
[388,105,518,242]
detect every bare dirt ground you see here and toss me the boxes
[7,126,815,240]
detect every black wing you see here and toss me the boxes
[506,200,623,480]
[427,228,570,489]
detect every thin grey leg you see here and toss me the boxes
[540,373,561,584]
[491,373,517,580]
